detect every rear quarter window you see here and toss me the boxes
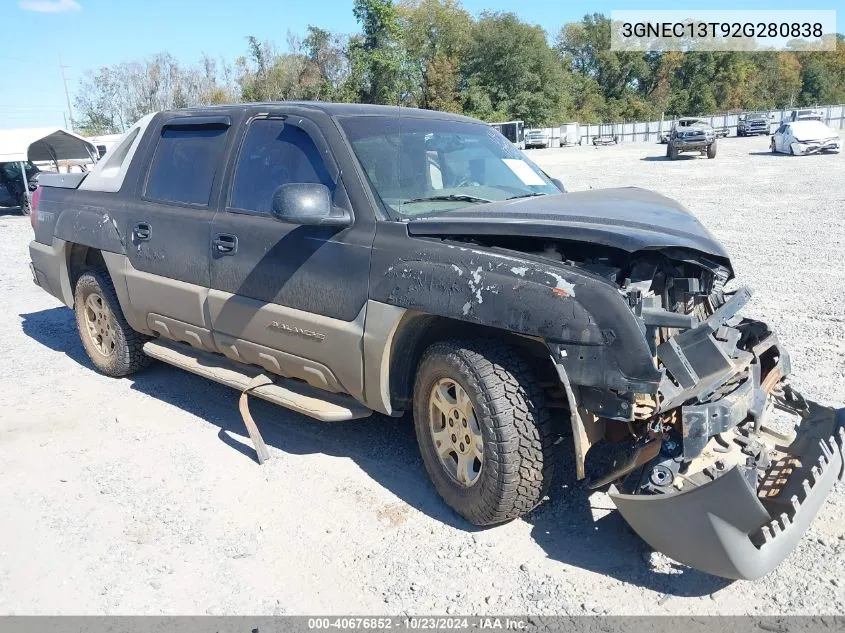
[145,125,228,206]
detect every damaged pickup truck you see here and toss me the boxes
[28,103,843,580]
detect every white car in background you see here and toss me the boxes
[524,128,550,149]
[771,120,841,155]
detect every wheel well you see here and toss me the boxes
[387,313,559,412]
[67,243,106,292]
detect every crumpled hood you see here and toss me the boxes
[407,186,731,262]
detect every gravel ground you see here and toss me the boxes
[0,136,843,615]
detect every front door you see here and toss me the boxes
[208,113,374,400]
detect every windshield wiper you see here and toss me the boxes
[506,192,547,200]
[403,194,492,205]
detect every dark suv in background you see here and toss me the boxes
[738,112,771,137]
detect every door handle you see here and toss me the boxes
[133,222,151,241]
[213,233,238,255]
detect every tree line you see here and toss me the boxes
[74,0,845,135]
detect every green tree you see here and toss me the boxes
[346,0,404,104]
[462,12,567,125]
[301,26,349,101]
[398,0,471,111]
[556,13,652,120]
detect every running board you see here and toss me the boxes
[142,339,373,422]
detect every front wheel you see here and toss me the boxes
[19,193,31,216]
[413,339,556,526]
[668,143,679,160]
[74,268,152,377]
[771,139,777,153]
[707,141,717,159]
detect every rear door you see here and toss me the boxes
[123,114,232,349]
[207,109,375,400]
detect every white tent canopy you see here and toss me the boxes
[0,127,98,163]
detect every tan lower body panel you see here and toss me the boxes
[108,258,409,414]
[124,262,210,332]
[143,339,371,422]
[206,289,365,400]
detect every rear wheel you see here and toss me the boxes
[771,139,777,153]
[413,339,556,526]
[74,268,151,377]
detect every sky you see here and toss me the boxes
[1,0,842,130]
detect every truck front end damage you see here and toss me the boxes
[544,250,844,580]
[401,188,842,579]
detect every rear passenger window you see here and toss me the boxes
[145,125,228,206]
[230,119,333,214]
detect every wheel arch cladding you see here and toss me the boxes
[370,237,662,394]
[385,311,557,413]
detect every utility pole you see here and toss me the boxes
[59,56,74,131]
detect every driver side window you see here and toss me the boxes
[229,118,333,214]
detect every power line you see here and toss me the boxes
[59,55,74,131]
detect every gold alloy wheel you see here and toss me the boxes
[83,292,116,357]
[428,378,483,486]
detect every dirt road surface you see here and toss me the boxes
[1,136,843,615]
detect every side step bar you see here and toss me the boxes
[143,339,373,422]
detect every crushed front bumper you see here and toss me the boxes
[603,287,845,580]
[791,139,841,155]
[610,398,844,579]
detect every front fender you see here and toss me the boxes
[369,229,662,393]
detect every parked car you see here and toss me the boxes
[771,120,841,155]
[524,128,550,149]
[788,108,824,122]
[666,118,717,159]
[0,160,40,215]
[28,103,844,581]
[737,112,772,137]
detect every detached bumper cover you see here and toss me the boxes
[610,400,845,580]
[791,139,841,155]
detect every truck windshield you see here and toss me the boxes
[338,116,558,217]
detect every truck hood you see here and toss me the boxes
[407,186,731,261]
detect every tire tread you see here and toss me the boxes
[414,338,556,526]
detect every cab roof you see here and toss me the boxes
[158,101,481,124]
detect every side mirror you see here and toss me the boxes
[271,183,351,227]
[550,177,566,193]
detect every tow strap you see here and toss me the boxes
[238,373,273,465]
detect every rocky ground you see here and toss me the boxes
[0,136,842,615]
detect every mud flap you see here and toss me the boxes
[609,401,845,580]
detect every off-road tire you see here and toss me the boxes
[413,339,556,526]
[668,143,679,160]
[707,141,717,159]
[74,267,151,377]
